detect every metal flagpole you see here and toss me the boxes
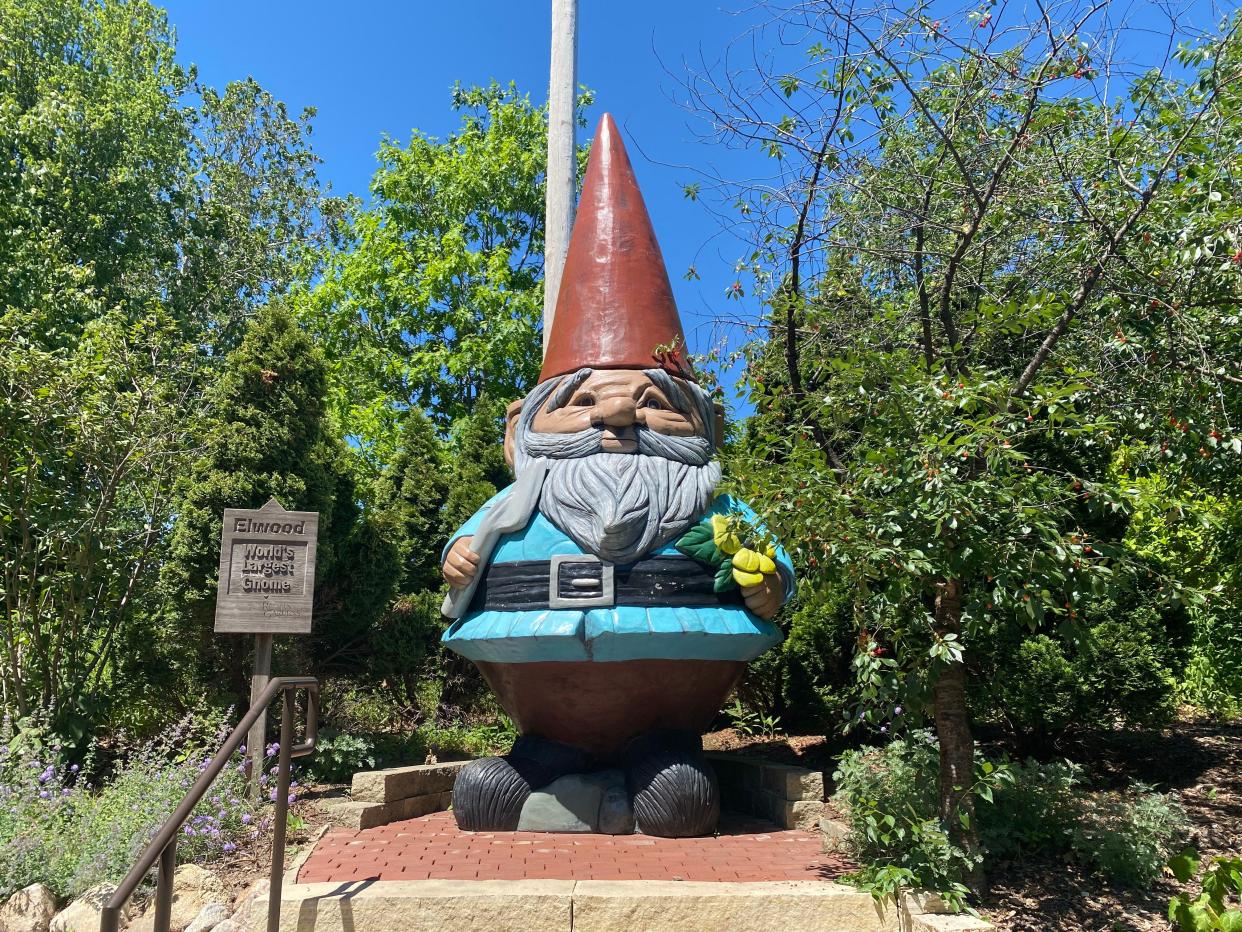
[544,0,578,352]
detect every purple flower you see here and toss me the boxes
[241,813,252,825]
[223,842,236,854]
[183,825,195,836]
[69,764,79,773]
[287,794,297,805]
[38,790,50,799]
[894,706,903,715]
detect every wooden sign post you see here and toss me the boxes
[214,498,318,796]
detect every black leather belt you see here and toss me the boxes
[468,555,740,612]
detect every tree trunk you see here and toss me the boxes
[932,578,985,892]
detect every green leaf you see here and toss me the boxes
[1170,848,1201,883]
[678,522,726,567]
[714,559,736,593]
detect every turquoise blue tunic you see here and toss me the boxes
[441,490,794,664]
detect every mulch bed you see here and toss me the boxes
[983,716,1242,931]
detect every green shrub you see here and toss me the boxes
[1072,787,1189,886]
[1168,850,1242,931]
[832,732,979,908]
[988,636,1078,740]
[976,601,1178,743]
[982,758,1081,857]
[832,733,1190,904]
[1075,613,1178,730]
[305,731,378,784]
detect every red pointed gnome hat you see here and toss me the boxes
[539,114,694,383]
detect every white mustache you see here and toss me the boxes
[520,426,714,466]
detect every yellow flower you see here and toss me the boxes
[733,547,777,576]
[711,514,741,555]
[731,546,778,588]
[732,567,765,588]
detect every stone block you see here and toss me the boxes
[260,880,573,932]
[350,761,468,804]
[184,901,231,932]
[704,753,763,789]
[760,763,824,801]
[50,884,130,932]
[323,799,391,830]
[571,880,900,932]
[394,791,453,820]
[127,864,225,932]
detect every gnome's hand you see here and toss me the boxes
[740,575,784,620]
[443,536,481,590]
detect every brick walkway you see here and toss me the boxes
[297,811,851,883]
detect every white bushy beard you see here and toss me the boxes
[513,371,722,565]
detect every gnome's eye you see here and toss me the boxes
[572,394,595,407]
[644,398,664,410]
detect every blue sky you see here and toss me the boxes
[159,0,1227,412]
[161,0,768,392]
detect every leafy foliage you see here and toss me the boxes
[1169,850,1242,932]
[833,733,1189,906]
[694,0,1242,875]
[0,0,331,734]
[297,82,591,454]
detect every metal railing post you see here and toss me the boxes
[267,692,296,932]
[153,838,176,932]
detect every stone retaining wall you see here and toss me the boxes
[705,752,825,830]
[326,761,467,830]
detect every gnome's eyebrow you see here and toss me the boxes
[546,368,594,412]
[642,368,692,416]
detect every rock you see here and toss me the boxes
[597,784,636,835]
[518,770,627,833]
[206,922,240,932]
[49,884,128,932]
[820,816,851,853]
[127,865,224,932]
[224,879,269,931]
[183,902,229,932]
[0,883,57,932]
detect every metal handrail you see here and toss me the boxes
[100,676,319,932]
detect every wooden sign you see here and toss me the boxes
[214,498,318,634]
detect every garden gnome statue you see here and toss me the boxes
[440,114,794,837]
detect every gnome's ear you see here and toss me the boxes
[713,402,726,451]
[503,398,524,468]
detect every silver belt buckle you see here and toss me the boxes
[548,554,615,609]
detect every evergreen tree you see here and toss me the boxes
[162,305,364,693]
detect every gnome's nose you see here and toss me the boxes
[592,396,638,429]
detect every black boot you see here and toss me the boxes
[623,729,720,837]
[452,735,590,831]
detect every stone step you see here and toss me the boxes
[350,761,468,804]
[323,790,453,830]
[248,879,963,932]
